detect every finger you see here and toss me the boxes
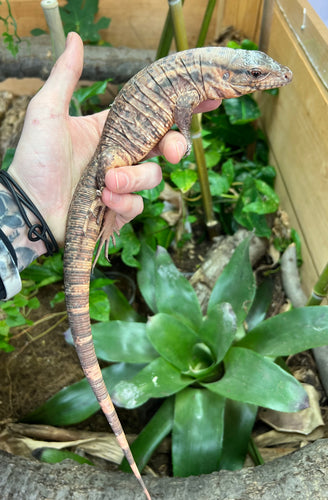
[102,190,144,221]
[104,162,162,194]
[37,32,84,109]
[146,130,187,163]
[194,99,222,113]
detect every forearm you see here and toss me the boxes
[0,183,47,272]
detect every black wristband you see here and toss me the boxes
[0,170,59,256]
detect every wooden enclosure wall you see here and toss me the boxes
[0,0,219,49]
[259,2,328,295]
[221,0,328,294]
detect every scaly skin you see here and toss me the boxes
[64,47,292,499]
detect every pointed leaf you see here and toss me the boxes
[23,364,141,426]
[92,321,158,363]
[121,398,174,473]
[137,243,157,313]
[246,278,274,331]
[147,313,199,371]
[239,306,328,355]
[154,247,202,331]
[172,388,225,476]
[199,302,237,362]
[170,169,198,193]
[112,357,194,409]
[208,237,256,325]
[35,448,94,466]
[203,347,308,412]
[219,399,257,470]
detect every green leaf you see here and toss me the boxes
[154,247,203,331]
[142,216,174,249]
[223,95,261,125]
[208,237,256,326]
[172,388,225,476]
[246,279,274,331]
[89,288,110,322]
[121,398,174,473]
[219,399,257,470]
[21,253,63,287]
[170,169,198,193]
[73,79,111,105]
[104,283,143,322]
[199,302,237,362]
[1,148,15,170]
[147,313,199,372]
[203,347,309,412]
[59,0,110,42]
[265,88,279,96]
[239,306,328,355]
[233,179,272,237]
[227,40,241,49]
[112,357,194,409]
[30,28,47,36]
[208,170,231,196]
[91,321,158,363]
[137,243,157,313]
[137,175,164,201]
[0,338,14,352]
[23,363,141,426]
[242,179,279,214]
[35,447,94,465]
[222,158,235,185]
[241,39,258,50]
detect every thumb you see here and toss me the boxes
[38,32,84,109]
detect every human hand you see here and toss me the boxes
[7,32,220,251]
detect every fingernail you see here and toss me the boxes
[108,170,129,190]
[176,141,187,158]
[65,32,73,48]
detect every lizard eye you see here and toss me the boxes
[250,68,263,78]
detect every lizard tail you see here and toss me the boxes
[64,178,151,500]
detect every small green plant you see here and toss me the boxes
[24,237,328,475]
[0,0,21,55]
[31,0,111,45]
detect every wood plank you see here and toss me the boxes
[258,2,328,294]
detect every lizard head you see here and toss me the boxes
[212,48,292,97]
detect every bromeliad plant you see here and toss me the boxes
[25,236,328,475]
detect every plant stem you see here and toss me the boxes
[306,262,328,306]
[41,0,65,60]
[248,437,265,466]
[168,0,219,237]
[196,0,217,48]
[156,0,185,59]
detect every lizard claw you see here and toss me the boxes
[92,208,119,272]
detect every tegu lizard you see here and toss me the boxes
[64,47,292,499]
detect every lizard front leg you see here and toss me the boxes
[174,90,202,156]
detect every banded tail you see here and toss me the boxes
[64,163,151,500]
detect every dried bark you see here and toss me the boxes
[0,36,155,83]
[1,439,328,499]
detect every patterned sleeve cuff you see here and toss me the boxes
[0,238,22,300]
